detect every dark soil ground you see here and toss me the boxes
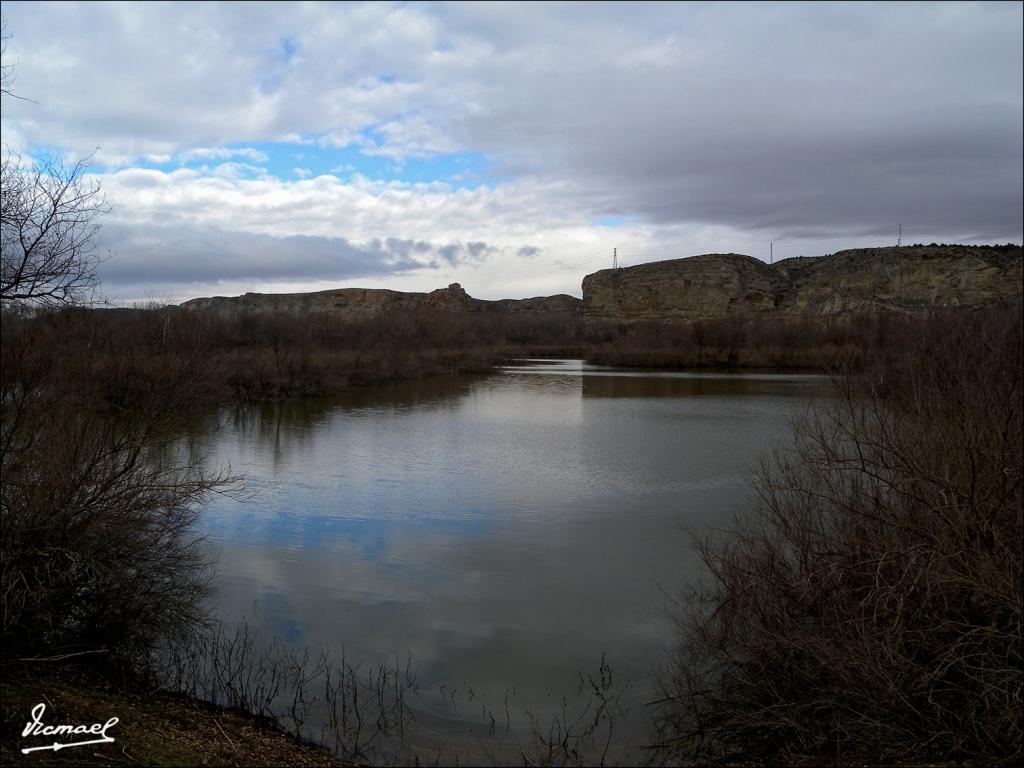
[1,667,354,768]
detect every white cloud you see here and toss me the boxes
[361,115,460,160]
[210,161,267,179]
[85,164,669,301]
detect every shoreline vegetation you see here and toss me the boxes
[7,299,1018,411]
[654,305,1023,765]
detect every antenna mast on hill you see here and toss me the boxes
[898,223,902,247]
[613,247,618,269]
[770,242,773,264]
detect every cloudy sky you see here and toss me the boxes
[2,1,1021,303]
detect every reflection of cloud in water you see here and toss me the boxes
[195,362,826,749]
[209,486,740,715]
[204,509,496,558]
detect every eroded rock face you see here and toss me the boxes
[582,254,785,323]
[178,282,582,319]
[582,245,1022,323]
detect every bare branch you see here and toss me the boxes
[1,149,110,308]
[0,15,36,103]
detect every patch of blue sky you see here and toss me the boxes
[276,36,298,63]
[119,139,496,189]
[19,144,86,169]
[375,149,493,189]
[257,37,299,93]
[595,217,625,227]
[19,143,64,160]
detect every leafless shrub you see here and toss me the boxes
[652,305,1023,765]
[520,654,631,768]
[153,619,420,764]
[0,320,234,664]
[585,312,926,370]
[1,11,233,688]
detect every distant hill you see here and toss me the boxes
[581,244,1022,323]
[179,282,582,319]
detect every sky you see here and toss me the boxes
[1,1,1021,304]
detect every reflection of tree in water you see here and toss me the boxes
[581,371,830,399]
[216,374,481,469]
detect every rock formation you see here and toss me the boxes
[582,245,1022,323]
[178,244,1021,327]
[179,282,582,320]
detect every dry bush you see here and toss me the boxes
[653,305,1023,765]
[586,313,922,370]
[0,323,234,664]
[1,304,579,409]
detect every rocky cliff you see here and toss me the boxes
[179,283,582,320]
[582,245,1022,323]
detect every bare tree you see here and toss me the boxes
[1,151,109,308]
[1,15,107,309]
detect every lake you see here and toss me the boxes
[189,359,831,763]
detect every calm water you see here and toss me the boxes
[190,360,830,762]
